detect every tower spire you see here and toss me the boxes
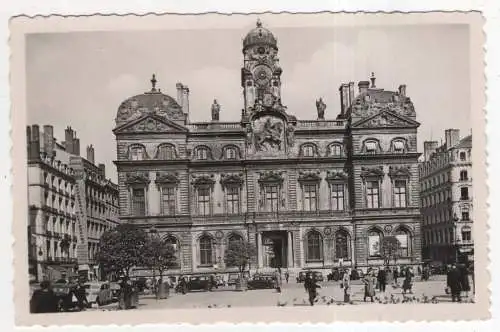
[150,74,157,92]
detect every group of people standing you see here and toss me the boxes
[446,264,471,302]
[30,279,88,313]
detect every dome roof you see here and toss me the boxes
[115,75,185,127]
[243,19,277,50]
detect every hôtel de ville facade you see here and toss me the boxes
[113,20,422,276]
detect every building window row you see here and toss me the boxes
[299,143,344,158]
[362,138,408,154]
[127,144,242,161]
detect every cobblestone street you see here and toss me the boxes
[91,275,474,311]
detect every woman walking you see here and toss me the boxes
[363,269,376,302]
[402,267,414,294]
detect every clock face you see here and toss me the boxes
[254,65,272,87]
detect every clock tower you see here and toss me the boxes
[241,19,283,113]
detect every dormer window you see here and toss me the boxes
[365,141,378,154]
[392,140,405,153]
[157,144,176,160]
[195,147,210,160]
[329,144,342,157]
[301,144,316,157]
[129,145,147,161]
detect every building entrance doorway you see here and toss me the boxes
[262,231,289,269]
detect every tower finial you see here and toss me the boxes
[151,74,157,91]
[256,18,262,28]
[370,72,376,88]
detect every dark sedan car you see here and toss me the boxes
[296,271,324,283]
[247,274,275,290]
[187,275,211,291]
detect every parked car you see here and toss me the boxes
[85,282,113,306]
[296,270,324,283]
[187,275,211,291]
[52,281,80,312]
[227,273,240,286]
[215,275,226,287]
[247,274,275,290]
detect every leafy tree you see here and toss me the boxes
[96,224,148,277]
[142,234,177,283]
[381,236,402,266]
[224,238,257,275]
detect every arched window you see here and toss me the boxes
[306,231,323,262]
[328,144,342,157]
[460,170,468,181]
[129,145,147,161]
[363,140,379,154]
[164,236,180,268]
[461,226,472,242]
[459,152,466,161]
[199,235,214,266]
[157,144,176,160]
[368,229,383,257]
[335,230,350,260]
[394,228,411,257]
[301,144,316,157]
[226,233,244,267]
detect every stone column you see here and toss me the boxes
[257,232,263,268]
[287,231,293,268]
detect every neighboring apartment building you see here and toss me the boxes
[27,125,119,282]
[113,20,422,277]
[419,129,473,265]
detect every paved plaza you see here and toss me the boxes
[92,275,474,311]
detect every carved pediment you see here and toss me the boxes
[220,173,244,187]
[258,170,284,184]
[298,171,321,183]
[388,166,411,178]
[155,172,179,185]
[125,171,150,184]
[352,111,419,129]
[326,170,348,182]
[114,114,188,134]
[360,166,384,178]
[191,174,215,186]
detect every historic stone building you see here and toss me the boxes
[419,130,473,265]
[27,125,119,282]
[113,20,422,277]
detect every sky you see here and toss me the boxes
[26,23,471,182]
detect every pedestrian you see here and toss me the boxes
[74,280,89,310]
[285,270,289,284]
[274,270,282,293]
[304,273,321,306]
[402,267,414,294]
[459,264,471,299]
[179,276,188,295]
[446,264,462,302]
[342,269,351,303]
[377,268,387,293]
[209,274,215,291]
[393,266,399,286]
[363,269,376,302]
[30,280,58,313]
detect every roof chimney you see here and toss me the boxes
[98,163,106,177]
[424,141,439,161]
[358,81,370,94]
[30,125,41,160]
[182,85,190,116]
[86,144,95,164]
[445,129,460,150]
[176,83,184,107]
[398,84,407,98]
[43,125,55,157]
[64,126,74,154]
[338,84,349,115]
[370,72,376,88]
[348,82,355,109]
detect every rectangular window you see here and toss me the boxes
[462,211,470,221]
[131,188,146,216]
[161,186,175,215]
[330,184,345,211]
[265,185,279,212]
[303,184,317,211]
[393,180,407,208]
[226,187,240,214]
[197,187,210,216]
[460,187,469,200]
[366,181,380,209]
[158,146,174,160]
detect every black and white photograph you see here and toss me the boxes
[9,12,488,325]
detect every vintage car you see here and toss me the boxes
[109,282,121,302]
[52,281,80,311]
[247,274,275,290]
[187,275,211,291]
[85,282,113,306]
[296,270,324,283]
[227,273,240,286]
